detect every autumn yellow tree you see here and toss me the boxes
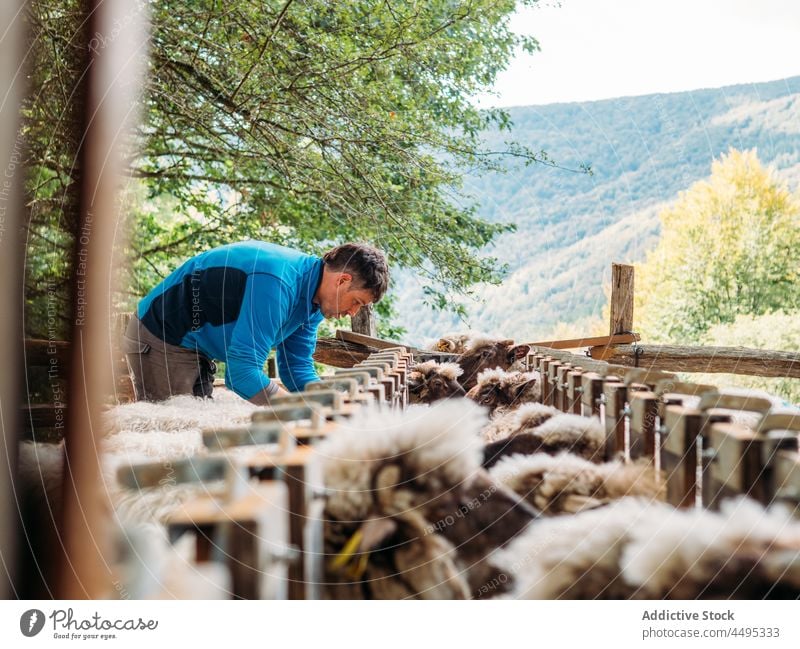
[635,149,800,343]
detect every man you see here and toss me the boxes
[123,241,389,404]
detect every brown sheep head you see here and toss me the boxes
[317,401,539,599]
[466,369,540,415]
[457,337,531,391]
[407,361,466,404]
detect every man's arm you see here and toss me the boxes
[276,314,323,392]
[246,382,290,405]
[224,274,291,403]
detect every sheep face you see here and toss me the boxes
[466,369,540,415]
[407,361,466,404]
[317,401,539,599]
[457,339,531,391]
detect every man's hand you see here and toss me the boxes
[248,383,290,405]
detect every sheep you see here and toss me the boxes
[466,368,541,416]
[315,399,539,599]
[103,389,256,435]
[489,453,664,515]
[482,402,561,442]
[482,408,605,469]
[426,332,480,354]
[456,336,531,391]
[407,360,466,404]
[493,497,800,599]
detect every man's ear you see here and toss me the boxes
[337,272,352,286]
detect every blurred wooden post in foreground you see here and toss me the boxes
[0,0,26,599]
[57,0,148,598]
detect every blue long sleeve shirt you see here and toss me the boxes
[137,241,325,399]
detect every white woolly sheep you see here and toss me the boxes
[482,409,605,469]
[489,453,664,515]
[315,399,539,599]
[493,497,800,599]
[482,402,562,443]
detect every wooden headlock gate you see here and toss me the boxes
[524,349,800,512]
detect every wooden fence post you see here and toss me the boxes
[350,304,377,337]
[609,263,634,335]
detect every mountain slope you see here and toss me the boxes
[393,76,800,344]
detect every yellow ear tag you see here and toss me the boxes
[346,549,371,580]
[329,528,364,571]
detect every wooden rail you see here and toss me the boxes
[314,331,455,368]
[590,343,800,379]
[526,332,639,350]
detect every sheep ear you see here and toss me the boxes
[374,463,403,508]
[359,516,398,552]
[508,344,531,361]
[511,377,538,400]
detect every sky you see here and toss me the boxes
[475,0,800,108]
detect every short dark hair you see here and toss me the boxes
[322,243,389,301]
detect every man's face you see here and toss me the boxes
[318,273,375,319]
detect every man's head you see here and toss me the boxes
[315,243,389,319]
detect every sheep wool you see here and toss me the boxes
[483,402,561,442]
[103,391,256,435]
[427,332,487,354]
[316,399,539,599]
[410,360,464,381]
[489,452,664,515]
[495,497,800,599]
[317,400,486,522]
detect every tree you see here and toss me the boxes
[23,0,548,338]
[635,149,800,343]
